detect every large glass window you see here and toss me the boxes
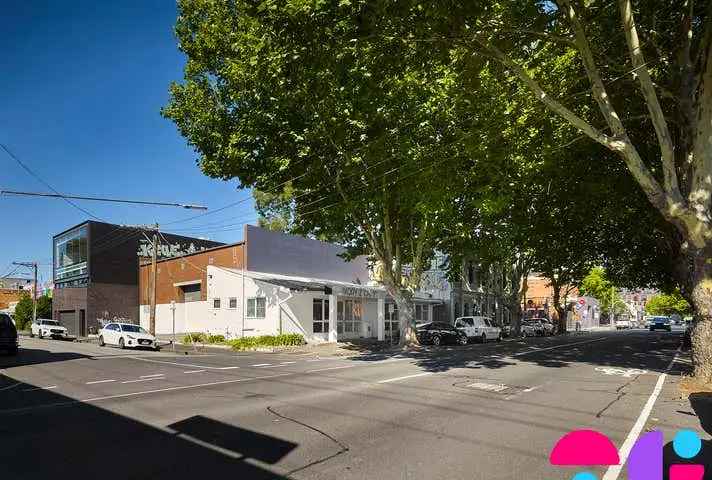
[54,225,88,281]
[312,298,329,333]
[415,304,429,323]
[337,299,362,335]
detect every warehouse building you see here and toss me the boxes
[52,221,223,336]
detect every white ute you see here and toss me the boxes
[31,319,69,339]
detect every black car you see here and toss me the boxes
[0,313,18,356]
[416,322,468,346]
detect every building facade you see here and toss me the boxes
[52,221,223,336]
[139,225,440,343]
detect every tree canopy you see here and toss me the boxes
[645,291,692,317]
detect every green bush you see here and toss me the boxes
[228,334,305,351]
[182,332,207,343]
[207,334,226,344]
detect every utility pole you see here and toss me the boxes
[149,223,159,336]
[13,261,38,323]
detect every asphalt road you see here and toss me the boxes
[0,329,687,480]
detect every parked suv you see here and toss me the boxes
[0,313,18,355]
[31,319,69,339]
[416,322,468,346]
[454,316,502,343]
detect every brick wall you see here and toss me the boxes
[139,244,246,305]
[0,289,22,309]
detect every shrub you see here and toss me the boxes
[182,332,207,343]
[207,334,226,344]
[228,334,305,351]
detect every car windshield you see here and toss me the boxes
[121,324,147,333]
[41,320,60,326]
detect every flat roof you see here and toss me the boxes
[140,241,245,266]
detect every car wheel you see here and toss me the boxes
[431,335,441,346]
[496,333,502,342]
[458,335,468,346]
[481,333,487,344]
[98,336,105,347]
[154,344,160,351]
[118,338,125,349]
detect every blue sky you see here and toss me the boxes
[1,1,257,284]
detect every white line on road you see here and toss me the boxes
[86,379,116,385]
[307,365,357,373]
[22,385,57,392]
[377,372,433,384]
[510,337,607,357]
[216,366,240,370]
[280,361,296,365]
[183,370,205,374]
[140,374,165,378]
[251,363,272,367]
[128,357,225,370]
[601,346,680,480]
[122,378,162,384]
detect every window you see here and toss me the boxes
[312,298,329,333]
[415,305,429,323]
[181,283,201,303]
[213,298,221,309]
[247,297,266,318]
[54,225,88,281]
[229,297,237,309]
[337,299,362,335]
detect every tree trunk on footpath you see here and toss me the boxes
[690,251,712,383]
[552,285,567,335]
[508,262,529,337]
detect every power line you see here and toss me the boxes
[0,143,104,221]
[0,190,207,210]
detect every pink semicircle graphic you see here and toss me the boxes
[550,430,620,466]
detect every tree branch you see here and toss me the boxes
[618,0,681,199]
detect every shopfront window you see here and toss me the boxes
[312,298,329,333]
[54,225,88,281]
[415,304,429,323]
[337,299,362,335]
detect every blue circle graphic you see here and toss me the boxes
[571,472,597,480]
[673,430,702,459]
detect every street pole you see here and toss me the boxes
[149,224,159,336]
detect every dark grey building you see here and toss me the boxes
[52,221,223,336]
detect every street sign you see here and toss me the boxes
[578,298,586,305]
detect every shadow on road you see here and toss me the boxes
[0,346,92,368]
[0,381,296,479]
[662,392,712,479]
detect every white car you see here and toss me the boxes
[99,322,158,350]
[455,316,502,343]
[31,319,69,339]
[615,319,632,330]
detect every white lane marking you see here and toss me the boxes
[183,370,205,374]
[122,378,162,384]
[307,365,357,373]
[22,385,57,392]
[601,346,680,480]
[279,361,296,365]
[128,357,226,370]
[511,337,606,357]
[522,385,541,393]
[216,366,240,370]
[86,379,116,385]
[140,374,165,378]
[595,367,648,377]
[467,382,508,392]
[377,372,433,384]
[0,382,21,392]
[251,363,272,367]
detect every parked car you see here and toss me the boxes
[0,313,18,355]
[615,319,632,330]
[416,322,468,346]
[99,323,158,350]
[648,316,672,332]
[521,320,544,337]
[539,320,557,336]
[454,316,502,343]
[31,319,69,339]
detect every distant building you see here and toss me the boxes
[620,288,658,324]
[52,221,224,336]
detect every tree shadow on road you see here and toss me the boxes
[661,392,712,479]
[0,382,297,479]
[0,346,91,368]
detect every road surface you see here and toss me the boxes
[0,329,686,479]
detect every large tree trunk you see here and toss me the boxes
[690,250,712,383]
[392,290,417,347]
[552,286,567,334]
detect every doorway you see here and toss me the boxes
[385,303,399,343]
